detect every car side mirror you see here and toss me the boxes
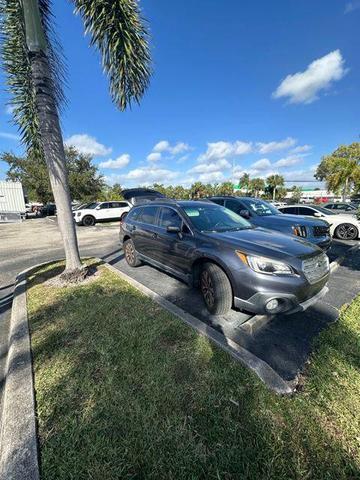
[239,209,251,219]
[313,212,322,217]
[95,206,101,210]
[167,225,181,233]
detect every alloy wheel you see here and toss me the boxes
[201,270,215,308]
[336,223,358,240]
[125,242,135,264]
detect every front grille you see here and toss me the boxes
[313,225,330,237]
[302,253,329,285]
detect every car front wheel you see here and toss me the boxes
[200,262,232,315]
[124,239,142,267]
[334,223,358,240]
[82,215,96,227]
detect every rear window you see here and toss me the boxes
[126,208,142,221]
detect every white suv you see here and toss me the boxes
[73,201,130,226]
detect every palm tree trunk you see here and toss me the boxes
[30,50,82,274]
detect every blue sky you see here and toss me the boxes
[1,0,359,188]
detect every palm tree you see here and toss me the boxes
[315,143,360,201]
[249,178,265,197]
[266,174,285,201]
[239,173,250,194]
[0,0,151,279]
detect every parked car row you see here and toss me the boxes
[278,204,360,240]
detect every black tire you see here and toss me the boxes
[334,223,358,240]
[82,215,96,227]
[200,262,232,315]
[124,239,142,267]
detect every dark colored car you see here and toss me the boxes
[120,200,330,316]
[208,196,331,250]
[323,202,357,214]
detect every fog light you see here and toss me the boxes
[266,299,279,311]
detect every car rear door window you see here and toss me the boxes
[298,207,315,216]
[159,207,182,229]
[137,206,159,225]
[281,207,297,214]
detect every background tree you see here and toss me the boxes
[266,174,285,200]
[239,173,250,194]
[315,143,360,200]
[190,182,207,198]
[0,0,151,278]
[217,181,234,196]
[2,147,105,203]
[290,185,302,204]
[249,178,265,197]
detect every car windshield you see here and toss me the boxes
[241,198,280,216]
[182,204,252,232]
[312,206,336,215]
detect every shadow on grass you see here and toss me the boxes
[27,265,360,480]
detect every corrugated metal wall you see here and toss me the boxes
[0,181,26,213]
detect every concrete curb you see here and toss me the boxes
[0,270,40,480]
[329,242,359,273]
[102,260,293,395]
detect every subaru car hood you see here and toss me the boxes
[206,227,321,259]
[255,214,328,227]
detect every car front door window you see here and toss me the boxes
[159,207,183,229]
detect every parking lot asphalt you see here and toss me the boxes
[0,218,359,396]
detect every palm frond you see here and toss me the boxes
[72,0,151,110]
[0,0,66,155]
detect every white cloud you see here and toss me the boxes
[198,171,225,183]
[198,140,252,164]
[147,152,162,162]
[152,140,191,155]
[65,134,112,156]
[188,158,231,174]
[153,140,170,153]
[251,158,272,170]
[290,144,312,154]
[256,137,297,154]
[5,105,15,115]
[345,1,360,14]
[274,155,303,168]
[0,132,20,141]
[272,50,347,104]
[106,166,180,186]
[99,154,130,169]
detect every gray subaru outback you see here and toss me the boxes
[120,199,330,316]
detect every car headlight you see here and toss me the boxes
[236,251,294,275]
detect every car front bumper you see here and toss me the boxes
[234,283,329,315]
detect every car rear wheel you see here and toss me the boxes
[334,223,358,240]
[124,239,142,267]
[200,262,232,315]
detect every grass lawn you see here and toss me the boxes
[28,261,360,480]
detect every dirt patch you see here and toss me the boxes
[44,265,102,288]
